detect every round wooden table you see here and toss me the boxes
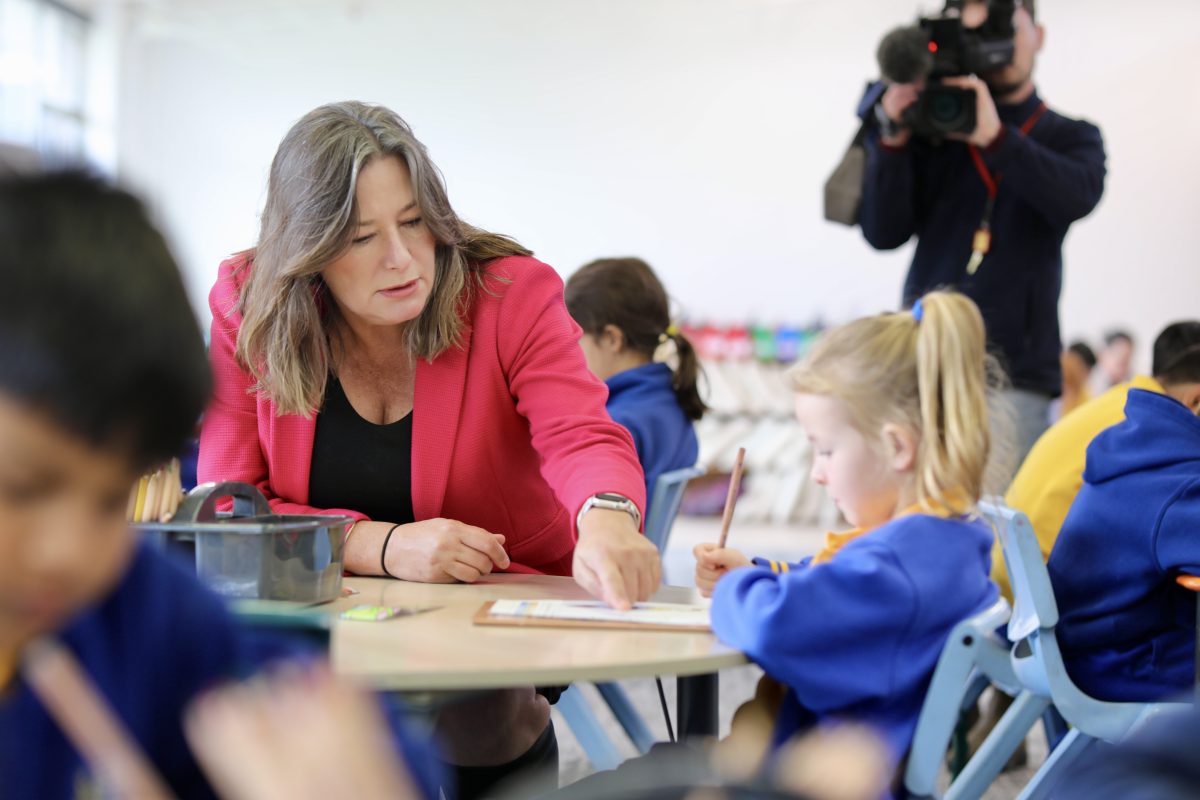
[331,573,744,690]
[329,574,746,739]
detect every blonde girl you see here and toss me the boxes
[694,291,1001,766]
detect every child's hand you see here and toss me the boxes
[693,542,752,597]
[185,663,419,800]
[773,724,892,800]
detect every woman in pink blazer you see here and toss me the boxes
[198,101,659,798]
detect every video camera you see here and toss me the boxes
[876,0,1018,141]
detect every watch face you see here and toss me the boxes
[596,493,627,503]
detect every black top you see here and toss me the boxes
[859,88,1107,396]
[308,377,415,524]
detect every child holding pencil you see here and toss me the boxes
[0,174,440,799]
[695,292,999,773]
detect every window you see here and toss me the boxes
[0,0,89,166]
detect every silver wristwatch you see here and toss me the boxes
[576,492,642,531]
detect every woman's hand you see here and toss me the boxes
[345,519,510,583]
[388,519,511,582]
[573,508,660,611]
[693,542,752,598]
[185,664,419,800]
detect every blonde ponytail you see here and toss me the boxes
[913,293,991,512]
[790,291,998,514]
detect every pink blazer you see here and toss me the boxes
[198,254,646,576]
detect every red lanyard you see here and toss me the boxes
[964,102,1048,275]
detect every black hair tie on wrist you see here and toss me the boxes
[380,523,402,578]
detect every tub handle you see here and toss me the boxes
[175,481,272,523]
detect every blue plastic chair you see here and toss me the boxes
[557,466,705,768]
[905,503,1068,799]
[904,596,1023,800]
[976,501,1187,800]
[644,466,707,555]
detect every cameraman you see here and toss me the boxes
[860,0,1106,466]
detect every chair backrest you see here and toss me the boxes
[904,597,1013,798]
[644,466,705,554]
[979,503,1182,740]
[978,500,1058,642]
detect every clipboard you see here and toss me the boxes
[473,599,711,633]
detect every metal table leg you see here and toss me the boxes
[676,672,718,741]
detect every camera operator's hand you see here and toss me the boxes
[879,82,921,147]
[943,75,1003,148]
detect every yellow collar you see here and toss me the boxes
[1130,374,1165,394]
[811,527,870,565]
[810,492,968,565]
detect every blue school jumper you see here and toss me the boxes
[711,513,996,762]
[1048,389,1200,702]
[0,543,442,799]
[605,363,698,508]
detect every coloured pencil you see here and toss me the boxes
[132,476,149,523]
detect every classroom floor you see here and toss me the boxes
[551,514,1050,798]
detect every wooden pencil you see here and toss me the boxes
[157,460,177,521]
[141,472,161,524]
[126,480,139,522]
[717,447,746,549]
[22,638,174,799]
[165,459,182,520]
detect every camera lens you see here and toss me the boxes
[918,86,976,136]
[930,92,965,124]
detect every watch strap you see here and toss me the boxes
[576,493,642,531]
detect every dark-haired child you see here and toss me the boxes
[995,322,1200,602]
[565,257,705,507]
[0,173,439,798]
[1048,325,1200,703]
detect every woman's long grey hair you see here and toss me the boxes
[235,101,529,416]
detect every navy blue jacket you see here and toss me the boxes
[860,89,1106,396]
[712,513,997,762]
[0,543,442,799]
[605,363,698,509]
[1048,390,1200,702]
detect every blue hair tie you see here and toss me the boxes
[911,298,924,322]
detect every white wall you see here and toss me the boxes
[113,0,1200,372]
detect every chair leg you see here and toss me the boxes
[595,682,656,754]
[958,671,993,717]
[1040,705,1069,752]
[946,690,1048,800]
[555,685,624,771]
[1016,728,1095,800]
[948,670,998,775]
[950,708,975,778]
